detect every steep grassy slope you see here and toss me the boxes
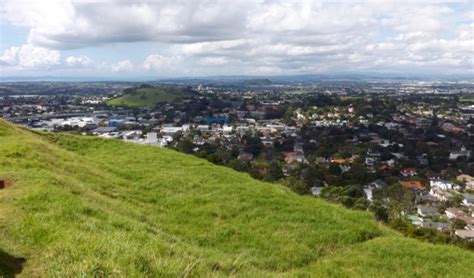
[106,87,192,107]
[0,119,473,277]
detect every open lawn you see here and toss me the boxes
[0,119,473,276]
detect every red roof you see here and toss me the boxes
[402,181,426,190]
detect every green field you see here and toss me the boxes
[0,119,473,276]
[106,87,193,107]
[460,95,474,103]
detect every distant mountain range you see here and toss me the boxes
[1,73,473,83]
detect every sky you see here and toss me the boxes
[0,0,473,79]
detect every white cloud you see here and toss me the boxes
[199,57,228,66]
[1,0,473,75]
[0,44,60,68]
[66,55,91,66]
[2,0,250,49]
[111,60,134,72]
[143,54,179,72]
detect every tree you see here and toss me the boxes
[451,219,466,230]
[450,194,465,207]
[228,159,250,172]
[353,198,369,210]
[385,183,415,220]
[302,166,324,187]
[347,163,369,184]
[265,162,284,182]
[175,138,194,154]
[243,134,264,156]
[345,185,365,199]
[321,186,345,202]
[369,201,389,222]
[328,163,342,175]
[281,176,308,194]
[381,149,394,161]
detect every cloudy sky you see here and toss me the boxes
[0,0,473,79]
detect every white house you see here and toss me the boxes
[430,179,454,191]
[182,124,191,132]
[311,187,322,196]
[223,125,233,135]
[196,125,210,132]
[449,146,471,161]
[429,188,452,201]
[147,132,157,144]
[364,187,373,201]
[161,126,182,135]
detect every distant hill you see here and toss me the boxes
[106,86,193,107]
[157,77,273,87]
[1,119,473,276]
[240,78,272,86]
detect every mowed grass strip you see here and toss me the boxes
[0,119,473,277]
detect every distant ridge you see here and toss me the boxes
[2,72,474,83]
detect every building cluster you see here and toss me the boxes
[406,177,474,240]
[1,80,473,241]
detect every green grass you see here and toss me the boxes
[106,87,193,107]
[285,88,306,94]
[460,95,474,103]
[0,119,473,276]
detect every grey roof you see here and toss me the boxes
[369,179,387,188]
[417,205,439,216]
[422,221,449,231]
[464,194,474,203]
[92,126,117,133]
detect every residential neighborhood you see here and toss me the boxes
[1,80,474,243]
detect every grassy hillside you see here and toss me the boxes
[106,87,193,107]
[0,119,473,277]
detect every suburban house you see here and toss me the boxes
[446,208,474,226]
[417,154,429,166]
[310,186,322,196]
[417,205,439,217]
[368,179,388,189]
[160,126,183,135]
[402,181,426,190]
[237,153,253,162]
[401,168,418,177]
[446,207,466,219]
[422,221,449,233]
[454,230,474,241]
[430,188,453,201]
[430,179,454,191]
[283,152,307,164]
[463,194,474,207]
[364,187,373,201]
[449,146,471,161]
[92,126,117,134]
[466,181,474,191]
[457,174,474,183]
